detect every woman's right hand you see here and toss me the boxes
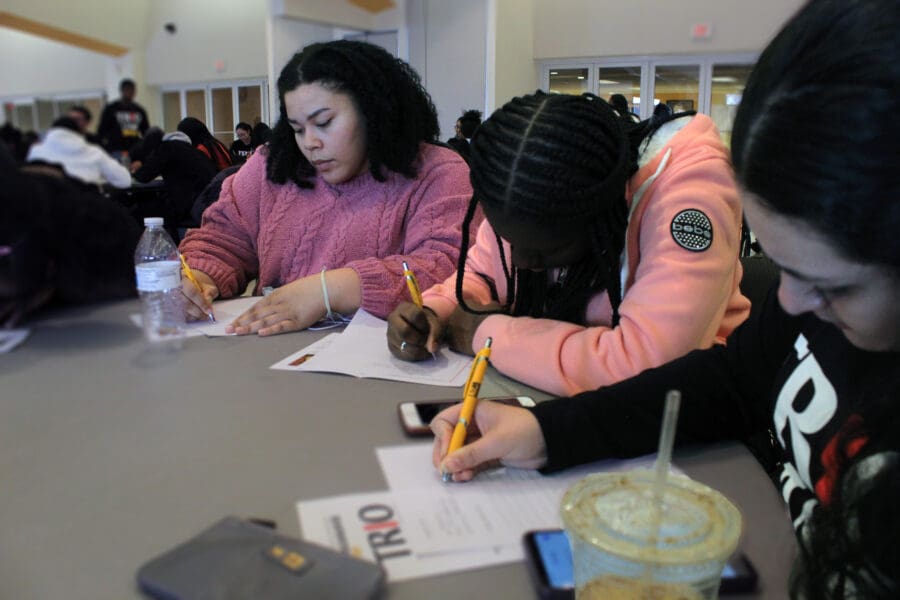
[181,268,218,321]
[431,400,548,482]
[387,302,445,361]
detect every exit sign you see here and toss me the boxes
[691,22,713,40]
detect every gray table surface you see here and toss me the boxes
[1,299,796,599]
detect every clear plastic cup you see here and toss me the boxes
[560,469,742,600]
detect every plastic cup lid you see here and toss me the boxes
[560,470,741,566]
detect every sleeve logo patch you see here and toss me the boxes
[671,208,713,252]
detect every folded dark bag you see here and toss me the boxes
[137,516,385,600]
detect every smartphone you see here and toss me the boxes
[522,529,758,598]
[397,396,536,436]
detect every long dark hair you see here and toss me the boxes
[731,0,900,270]
[177,117,232,170]
[455,91,667,325]
[731,0,900,597]
[266,40,439,188]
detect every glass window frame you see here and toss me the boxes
[1,90,107,132]
[159,78,269,141]
[540,53,757,120]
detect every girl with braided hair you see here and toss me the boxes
[179,40,474,335]
[388,90,748,395]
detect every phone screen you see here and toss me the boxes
[534,530,574,589]
[415,397,527,423]
[414,401,454,424]
[530,530,754,593]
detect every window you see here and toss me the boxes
[597,66,642,117]
[1,92,106,133]
[162,91,181,132]
[237,85,263,129]
[548,68,589,95]
[710,64,754,147]
[160,80,268,145]
[211,87,233,147]
[541,54,756,125]
[653,64,700,114]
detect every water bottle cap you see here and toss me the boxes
[143,217,165,227]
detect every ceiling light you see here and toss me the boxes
[597,79,620,85]
[711,76,738,83]
[550,71,558,75]
[576,76,585,80]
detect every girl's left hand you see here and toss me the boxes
[227,268,361,336]
[445,302,502,355]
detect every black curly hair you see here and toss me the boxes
[457,109,482,138]
[455,91,669,326]
[267,40,440,188]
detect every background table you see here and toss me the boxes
[0,299,797,599]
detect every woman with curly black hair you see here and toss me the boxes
[179,40,473,335]
[430,1,900,596]
[388,90,748,396]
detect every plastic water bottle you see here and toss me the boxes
[134,217,185,347]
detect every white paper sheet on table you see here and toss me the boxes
[297,491,517,582]
[0,328,30,352]
[272,309,472,387]
[270,334,338,369]
[296,443,672,581]
[129,296,260,337]
[193,296,259,336]
[376,443,666,553]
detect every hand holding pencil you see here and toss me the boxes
[386,262,443,360]
[440,338,496,482]
[179,254,217,322]
[402,261,424,308]
[430,354,548,482]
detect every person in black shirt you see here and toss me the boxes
[229,122,253,165]
[97,79,150,157]
[431,1,900,597]
[177,117,232,172]
[130,128,216,230]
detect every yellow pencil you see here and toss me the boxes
[179,254,215,322]
[442,337,492,482]
[402,261,424,308]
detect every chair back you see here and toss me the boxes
[739,255,780,315]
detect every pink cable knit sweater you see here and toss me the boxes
[180,143,474,318]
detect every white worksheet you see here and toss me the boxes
[376,443,664,553]
[129,296,260,337]
[270,334,338,369]
[296,444,673,581]
[272,309,472,387]
[297,491,518,582]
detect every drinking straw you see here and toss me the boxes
[635,389,681,590]
[651,390,682,542]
